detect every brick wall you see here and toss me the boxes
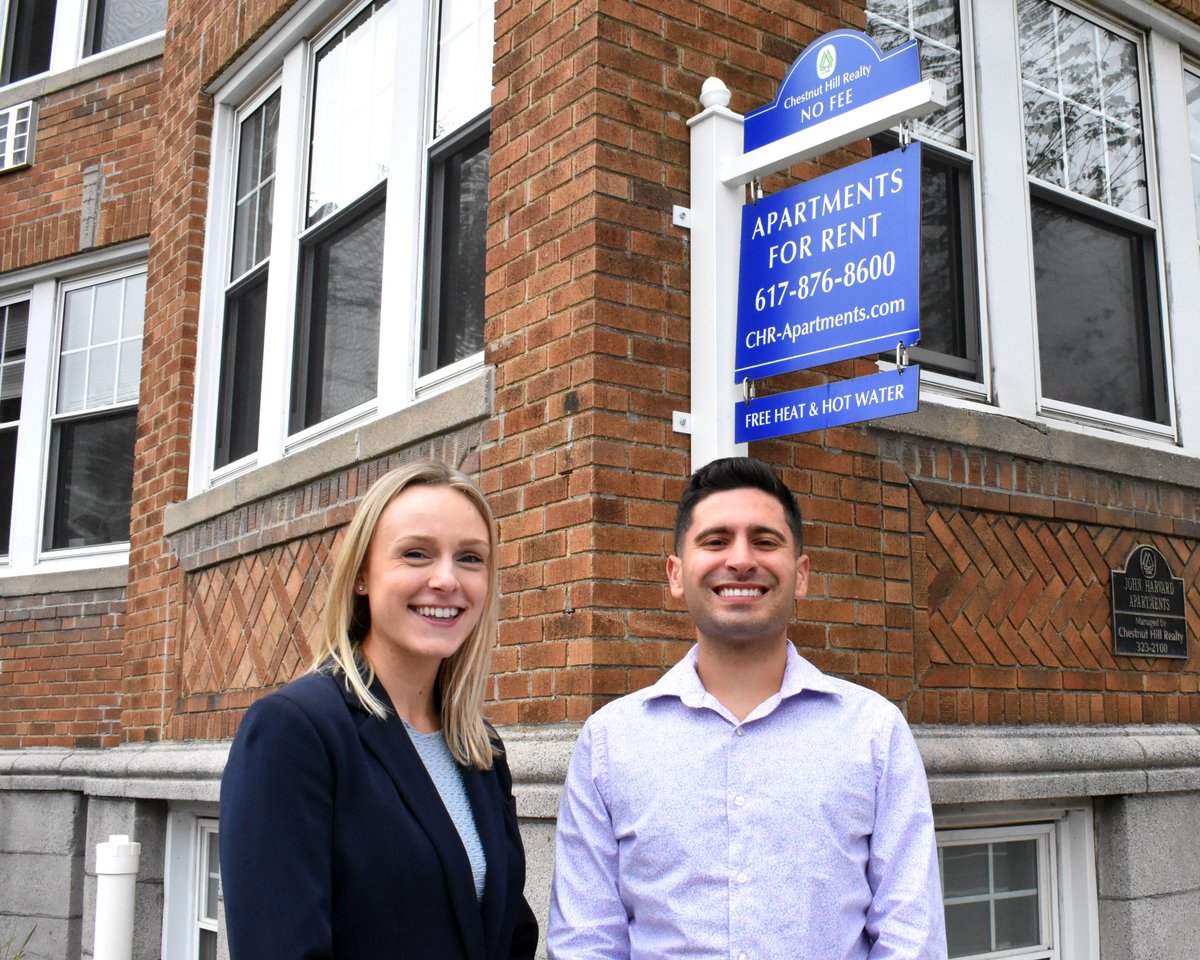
[166,432,483,741]
[0,588,125,748]
[122,0,293,742]
[483,0,873,724]
[0,60,160,271]
[483,0,1200,727]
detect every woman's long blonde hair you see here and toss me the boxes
[310,460,499,769]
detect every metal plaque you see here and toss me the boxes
[1110,545,1188,659]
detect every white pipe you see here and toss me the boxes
[94,834,141,960]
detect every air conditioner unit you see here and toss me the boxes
[0,101,36,172]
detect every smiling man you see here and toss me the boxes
[548,457,946,960]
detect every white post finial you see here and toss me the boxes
[699,77,731,110]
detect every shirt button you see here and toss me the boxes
[738,954,749,960]
[736,871,748,884]
[734,795,745,807]
[735,726,745,737]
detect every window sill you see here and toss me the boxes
[0,36,165,112]
[875,393,1200,492]
[0,561,128,597]
[165,366,492,539]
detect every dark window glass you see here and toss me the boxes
[215,271,268,468]
[85,0,167,56]
[0,427,15,555]
[421,122,489,375]
[45,408,137,550]
[0,299,26,555]
[1031,195,1166,423]
[2,0,55,84]
[291,195,385,432]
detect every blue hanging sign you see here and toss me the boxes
[735,366,920,443]
[735,144,921,382]
[743,30,920,152]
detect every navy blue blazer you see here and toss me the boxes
[220,670,538,960]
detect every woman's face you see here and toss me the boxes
[357,484,492,673]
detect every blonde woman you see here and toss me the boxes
[220,461,537,960]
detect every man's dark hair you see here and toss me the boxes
[673,457,804,554]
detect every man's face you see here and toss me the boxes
[667,487,809,650]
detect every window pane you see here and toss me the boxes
[0,426,15,555]
[292,200,384,432]
[435,0,493,136]
[1019,0,1147,215]
[1185,70,1200,240]
[59,274,145,413]
[866,0,964,149]
[87,0,168,55]
[198,930,217,960]
[86,344,119,407]
[307,0,398,224]
[943,843,990,897]
[422,131,489,375]
[203,831,220,921]
[58,352,88,414]
[2,1,55,84]
[0,301,28,424]
[45,409,137,550]
[215,271,268,467]
[232,91,280,280]
[92,280,123,343]
[1031,196,1164,422]
[992,839,1037,892]
[995,894,1040,950]
[944,900,991,958]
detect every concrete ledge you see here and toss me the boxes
[164,369,493,537]
[0,37,164,110]
[4,723,1198,813]
[0,742,229,804]
[875,403,1200,492]
[0,564,128,598]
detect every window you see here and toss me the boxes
[0,1,54,85]
[0,0,166,89]
[0,247,145,574]
[0,301,25,556]
[941,826,1054,958]
[1018,0,1167,425]
[45,271,143,550]
[85,0,169,56]
[163,806,222,960]
[215,90,278,469]
[1183,65,1200,253]
[195,820,220,960]
[866,0,982,383]
[196,0,493,487]
[863,0,1197,446]
[936,804,1098,960]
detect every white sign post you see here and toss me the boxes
[682,36,946,472]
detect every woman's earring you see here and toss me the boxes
[355,582,366,594]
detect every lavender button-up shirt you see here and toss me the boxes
[548,644,946,960]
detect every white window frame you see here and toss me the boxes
[0,241,146,577]
[936,801,1099,960]
[878,0,1200,458]
[162,804,221,960]
[0,0,166,89]
[191,0,491,495]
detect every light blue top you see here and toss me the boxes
[403,721,487,901]
[548,642,946,959]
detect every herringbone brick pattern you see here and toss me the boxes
[170,532,335,740]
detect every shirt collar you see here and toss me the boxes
[647,642,843,713]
